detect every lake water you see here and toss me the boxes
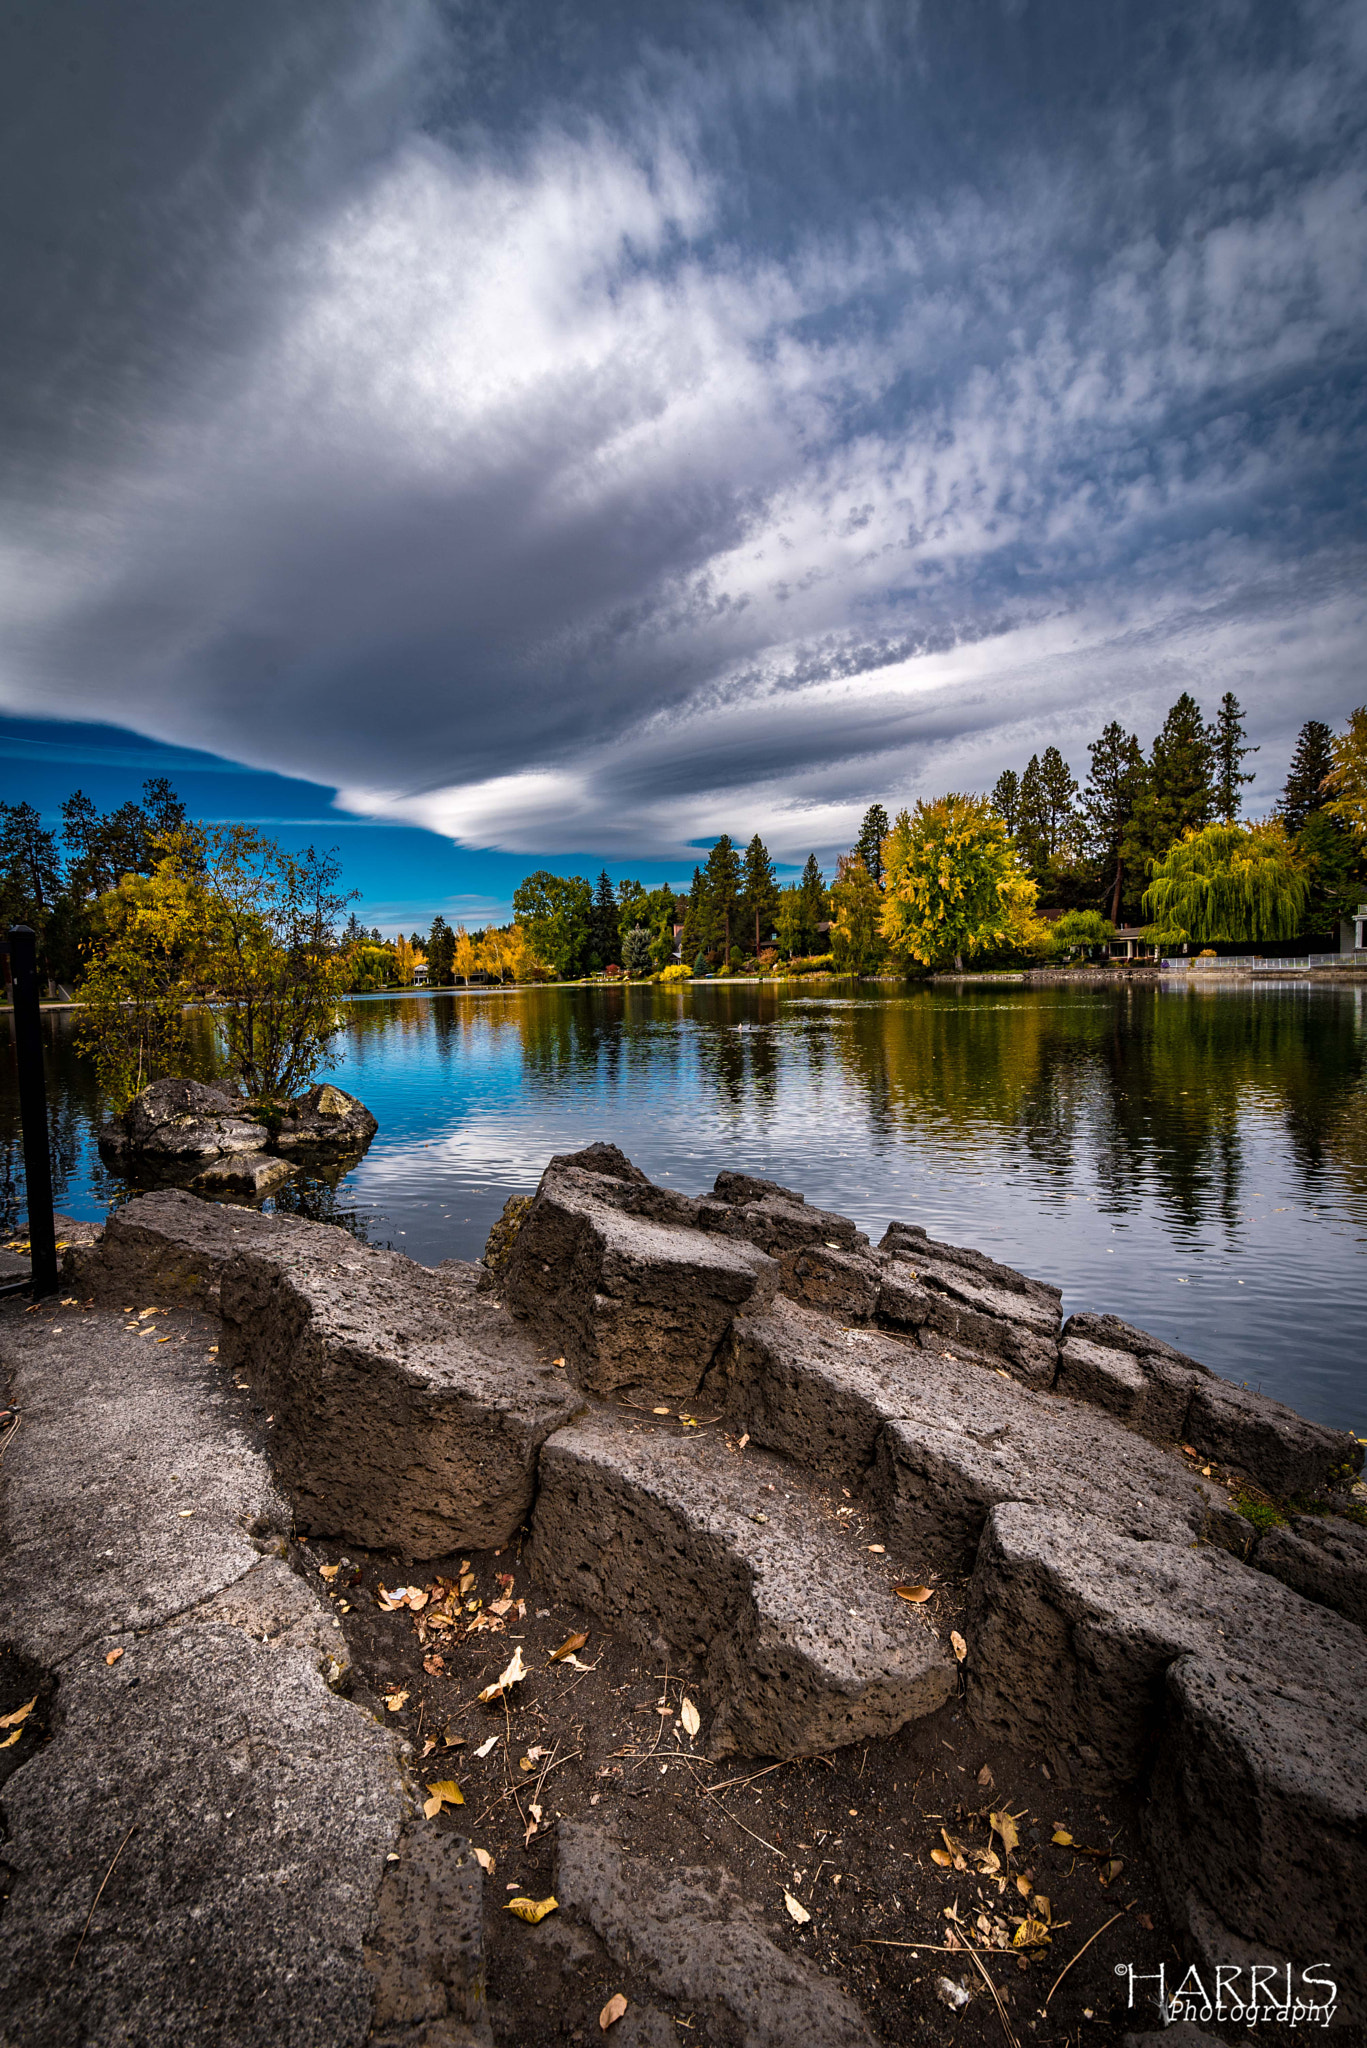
[5,980,1364,1434]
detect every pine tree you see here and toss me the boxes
[990,770,1021,836]
[703,835,742,960]
[798,853,827,953]
[739,833,779,952]
[854,804,890,888]
[1129,694,1216,870]
[679,867,708,965]
[1083,722,1145,924]
[1017,755,1048,876]
[1281,720,1334,835]
[591,869,619,969]
[1037,747,1080,860]
[1212,692,1257,821]
[427,914,455,986]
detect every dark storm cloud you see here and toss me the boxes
[1,0,1365,861]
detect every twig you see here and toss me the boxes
[0,1413,20,1465]
[467,1751,582,1833]
[704,1759,787,1795]
[861,1938,1015,1955]
[709,1802,786,1860]
[71,1824,137,1965]
[1043,1908,1128,2009]
[965,1937,1020,2048]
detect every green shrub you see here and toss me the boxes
[1234,1491,1286,1535]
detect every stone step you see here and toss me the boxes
[525,1406,956,1758]
[706,1297,1245,1569]
[66,1190,581,1558]
[965,1502,1367,2024]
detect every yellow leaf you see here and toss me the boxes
[679,1696,701,1739]
[973,1848,1001,1875]
[423,1794,443,1819]
[425,1779,464,1809]
[1015,1874,1033,1897]
[895,1584,932,1603]
[783,1890,812,1924]
[950,1630,967,1662]
[990,1810,1020,1854]
[1035,1895,1051,1922]
[318,1564,340,1582]
[105,1648,124,1666]
[652,1406,670,1415]
[1101,1858,1124,1886]
[479,1645,527,1702]
[384,1689,410,1712]
[0,1695,36,1730]
[1052,1829,1073,1846]
[0,1728,21,1749]
[505,1895,558,1924]
[472,1847,495,1875]
[599,1992,629,2029]
[1013,1917,1051,1948]
[549,1631,588,1662]
[930,1848,952,1867]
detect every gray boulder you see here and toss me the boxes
[1060,1311,1362,1497]
[192,1151,299,1199]
[1255,1512,1367,1630]
[62,1186,312,1312]
[555,1823,876,2048]
[98,1076,267,1167]
[220,1229,580,1556]
[526,1408,955,1757]
[272,1082,378,1156]
[708,1298,1244,1568]
[499,1146,778,1398]
[881,1221,1061,1388]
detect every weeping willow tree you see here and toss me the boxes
[1142,820,1308,945]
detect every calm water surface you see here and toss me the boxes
[5,981,1365,1433]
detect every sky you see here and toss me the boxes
[2,0,1365,928]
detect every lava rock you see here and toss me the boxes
[1255,1512,1367,1630]
[271,1083,378,1156]
[97,1076,267,1168]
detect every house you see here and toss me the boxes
[1341,905,1367,955]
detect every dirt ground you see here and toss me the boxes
[306,1441,1182,2048]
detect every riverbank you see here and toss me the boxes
[4,1152,1363,2041]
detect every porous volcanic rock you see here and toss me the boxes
[192,1150,299,1198]
[1059,1310,1360,1496]
[880,1221,1061,1388]
[97,1075,267,1168]
[706,1297,1244,1567]
[526,1407,955,1757]
[554,1822,877,2048]
[499,1146,778,1398]
[966,1502,1367,2021]
[272,1082,378,1156]
[1254,1511,1367,1631]
[62,1186,312,1312]
[220,1225,581,1555]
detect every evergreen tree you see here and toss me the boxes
[1281,720,1334,835]
[427,914,456,986]
[1298,808,1360,929]
[1017,755,1048,875]
[621,925,653,977]
[1213,691,1257,821]
[798,853,827,953]
[679,867,708,965]
[703,835,742,960]
[853,804,890,888]
[739,833,779,952]
[591,868,619,968]
[1128,693,1216,872]
[990,770,1021,836]
[1083,722,1145,924]
[1037,747,1081,860]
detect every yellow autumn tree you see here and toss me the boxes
[880,794,1044,972]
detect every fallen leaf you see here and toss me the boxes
[504,1896,559,1924]
[1034,1895,1051,1922]
[550,1631,589,1662]
[0,1696,36,1730]
[1015,1874,1033,1897]
[867,1544,885,1553]
[784,1890,812,1924]
[1051,1829,1073,1847]
[519,1755,536,1772]
[895,1584,933,1603]
[599,1991,629,2029]
[472,1847,496,1875]
[1100,1858,1124,1886]
[652,1406,670,1415]
[559,1653,595,1672]
[930,1848,952,1867]
[421,1738,437,1757]
[319,1564,340,1582]
[479,1645,527,1702]
[950,1630,967,1662]
[977,1764,994,1788]
[737,1433,749,1449]
[0,1727,21,1749]
[423,1654,446,1676]
[424,1779,464,1812]
[1013,1916,1051,1948]
[459,1571,476,1595]
[973,1848,1001,1875]
[990,1810,1020,1854]
[384,1690,410,1712]
[105,1648,124,1665]
[488,1598,515,1617]
[679,1696,701,1739]
[474,1734,499,1758]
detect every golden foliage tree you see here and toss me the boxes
[879,795,1043,971]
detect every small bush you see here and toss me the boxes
[658,962,691,983]
[1233,1490,1286,1535]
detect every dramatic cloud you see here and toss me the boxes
[2,0,1365,861]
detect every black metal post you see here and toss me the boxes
[8,925,58,1298]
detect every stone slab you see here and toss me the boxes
[1255,1513,1367,1629]
[526,1408,955,1758]
[221,1227,581,1557]
[365,1829,492,2048]
[193,1150,299,1198]
[555,1822,876,2048]
[500,1148,778,1398]
[708,1298,1244,1568]
[63,1187,310,1312]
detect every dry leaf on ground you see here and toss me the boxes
[950,1630,967,1662]
[0,1728,21,1749]
[384,1689,410,1712]
[990,1809,1020,1854]
[1052,1829,1073,1846]
[550,1631,588,1662]
[472,1847,496,1874]
[318,1564,340,1582]
[474,1735,499,1758]
[0,1696,36,1730]
[679,1696,701,1738]
[599,1991,628,2029]
[479,1645,528,1702]
[505,1895,558,1924]
[895,1584,932,1603]
[422,1779,464,1818]
[783,1890,812,1925]
[105,1648,124,1665]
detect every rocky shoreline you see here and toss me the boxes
[2,1144,1363,2043]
